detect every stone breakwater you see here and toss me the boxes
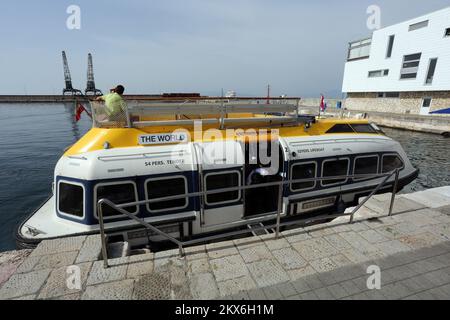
[0,186,449,300]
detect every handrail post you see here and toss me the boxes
[98,202,109,268]
[125,105,132,128]
[349,172,393,224]
[275,181,283,238]
[178,244,185,258]
[388,169,400,216]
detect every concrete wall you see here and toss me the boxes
[344,91,450,114]
[299,98,342,108]
[325,108,450,134]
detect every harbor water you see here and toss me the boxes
[0,103,449,251]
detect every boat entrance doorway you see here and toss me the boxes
[243,138,284,218]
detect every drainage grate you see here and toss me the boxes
[133,273,172,300]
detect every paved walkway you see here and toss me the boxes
[0,186,449,300]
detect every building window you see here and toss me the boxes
[368,69,389,78]
[445,28,450,37]
[290,162,317,191]
[386,35,395,58]
[408,20,429,31]
[347,38,371,61]
[382,155,404,173]
[321,159,349,186]
[400,53,421,79]
[377,92,400,98]
[385,92,400,98]
[425,58,438,85]
[145,176,188,212]
[354,156,379,181]
[204,171,241,205]
[95,182,138,217]
[422,98,432,109]
[58,182,84,218]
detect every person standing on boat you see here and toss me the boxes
[95,85,127,121]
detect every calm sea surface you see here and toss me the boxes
[0,103,449,251]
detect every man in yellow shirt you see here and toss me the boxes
[96,85,126,121]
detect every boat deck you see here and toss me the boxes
[1,186,450,300]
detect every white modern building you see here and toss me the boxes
[342,7,450,115]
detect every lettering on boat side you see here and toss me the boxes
[145,159,185,166]
[138,133,188,145]
[296,147,325,154]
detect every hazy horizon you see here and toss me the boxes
[1,0,449,98]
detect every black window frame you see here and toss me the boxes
[386,35,395,58]
[204,170,241,206]
[385,92,400,98]
[400,53,422,80]
[145,175,189,213]
[290,161,317,192]
[58,181,85,219]
[425,58,438,85]
[381,154,404,173]
[353,155,379,181]
[422,97,432,109]
[321,158,350,187]
[368,69,389,78]
[94,181,139,219]
[408,20,429,31]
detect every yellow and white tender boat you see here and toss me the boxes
[16,97,419,249]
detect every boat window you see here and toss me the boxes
[354,156,379,180]
[205,171,241,205]
[146,176,188,212]
[58,182,84,217]
[382,155,404,173]
[351,124,377,133]
[96,182,138,217]
[326,124,355,134]
[322,159,349,186]
[291,162,317,191]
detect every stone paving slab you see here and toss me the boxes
[0,269,51,299]
[38,262,92,299]
[210,254,249,282]
[226,241,450,300]
[30,236,86,257]
[82,279,135,300]
[76,235,102,263]
[2,186,450,300]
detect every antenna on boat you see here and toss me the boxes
[266,84,271,104]
[61,51,82,96]
[85,53,103,96]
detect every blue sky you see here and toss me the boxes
[0,0,448,97]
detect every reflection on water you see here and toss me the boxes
[0,103,92,251]
[0,104,448,251]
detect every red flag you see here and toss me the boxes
[75,103,86,122]
[320,94,325,111]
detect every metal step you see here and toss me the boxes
[247,222,270,236]
[106,241,130,259]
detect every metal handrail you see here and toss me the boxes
[97,169,401,268]
[90,98,304,129]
